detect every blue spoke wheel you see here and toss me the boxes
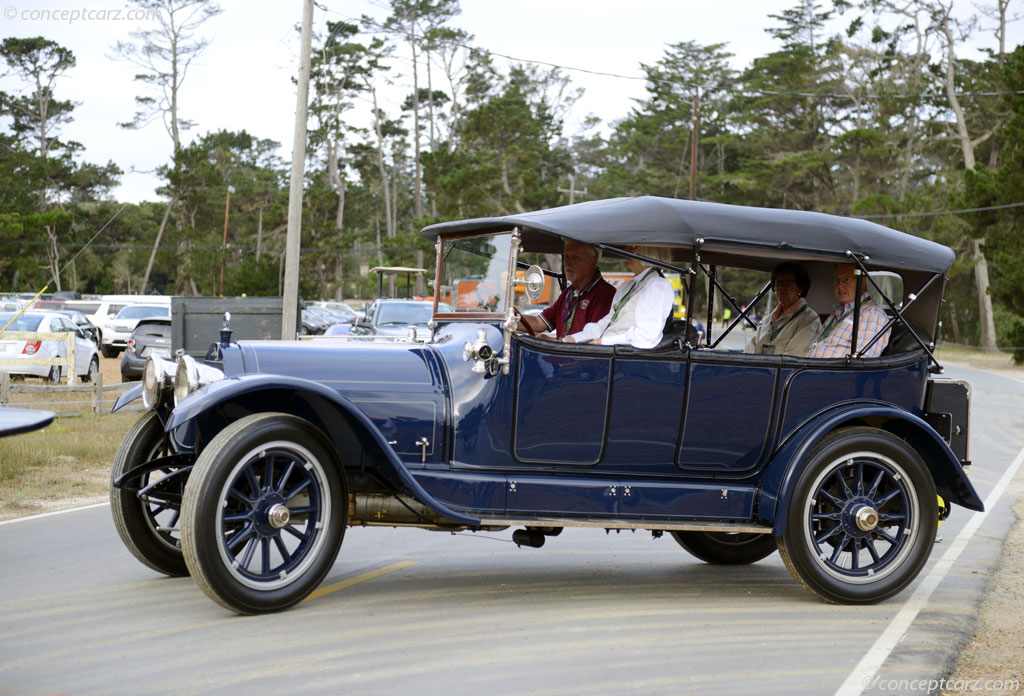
[778,427,937,604]
[181,413,346,614]
[670,531,777,565]
[110,411,189,576]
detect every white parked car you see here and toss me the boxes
[101,304,171,357]
[0,311,100,383]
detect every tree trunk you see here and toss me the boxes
[972,238,998,352]
[141,197,176,294]
[370,87,394,239]
[410,16,422,219]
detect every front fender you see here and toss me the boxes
[112,383,143,412]
[164,374,480,527]
[761,404,983,536]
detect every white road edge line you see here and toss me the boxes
[0,501,110,526]
[834,441,1024,696]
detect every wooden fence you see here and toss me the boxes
[0,371,141,418]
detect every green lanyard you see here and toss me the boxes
[768,303,807,342]
[818,305,855,340]
[609,268,656,325]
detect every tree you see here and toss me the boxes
[113,0,222,293]
[383,0,460,219]
[113,0,222,151]
[0,37,120,292]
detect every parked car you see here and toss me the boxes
[299,308,330,336]
[312,301,358,325]
[348,299,449,340]
[54,309,101,347]
[102,304,170,357]
[109,196,981,615]
[0,311,100,383]
[120,317,173,381]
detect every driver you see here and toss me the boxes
[517,240,615,339]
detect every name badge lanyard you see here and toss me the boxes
[561,289,581,334]
[768,303,808,342]
[817,304,855,341]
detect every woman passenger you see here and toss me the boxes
[562,245,675,348]
[745,262,821,356]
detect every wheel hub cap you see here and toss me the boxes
[267,503,291,529]
[854,505,879,532]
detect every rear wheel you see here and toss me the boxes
[110,411,189,576]
[181,413,347,614]
[45,366,61,384]
[777,427,937,604]
[101,343,118,358]
[671,531,777,565]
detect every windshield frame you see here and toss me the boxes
[432,230,517,322]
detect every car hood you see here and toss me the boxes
[232,339,440,389]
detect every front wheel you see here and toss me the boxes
[671,531,777,565]
[82,356,99,383]
[110,411,189,576]
[777,427,937,604]
[180,413,347,614]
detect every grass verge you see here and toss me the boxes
[0,411,137,521]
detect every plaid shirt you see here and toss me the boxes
[807,297,890,359]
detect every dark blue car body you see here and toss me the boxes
[110,197,981,614]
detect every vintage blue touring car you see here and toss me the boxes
[110,196,982,614]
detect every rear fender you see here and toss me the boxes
[163,374,479,527]
[761,404,983,537]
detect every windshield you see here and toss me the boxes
[376,303,433,326]
[116,305,169,320]
[439,233,513,314]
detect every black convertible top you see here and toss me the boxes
[420,196,954,274]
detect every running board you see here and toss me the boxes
[478,517,773,534]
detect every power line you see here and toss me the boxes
[854,201,1024,219]
[326,7,1024,102]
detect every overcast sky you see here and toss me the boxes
[1,0,1018,204]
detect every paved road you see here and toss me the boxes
[0,362,1021,696]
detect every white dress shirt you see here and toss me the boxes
[568,267,675,348]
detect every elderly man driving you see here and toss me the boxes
[517,239,615,339]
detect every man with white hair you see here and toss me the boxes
[517,239,615,339]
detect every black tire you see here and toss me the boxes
[101,343,118,358]
[777,427,937,604]
[671,531,777,565]
[180,413,347,614]
[45,366,61,384]
[82,356,99,383]
[110,411,189,576]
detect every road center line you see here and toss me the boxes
[834,440,1024,696]
[304,561,419,602]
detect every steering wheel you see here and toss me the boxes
[513,307,537,336]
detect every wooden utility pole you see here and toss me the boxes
[282,0,314,339]
[219,185,234,296]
